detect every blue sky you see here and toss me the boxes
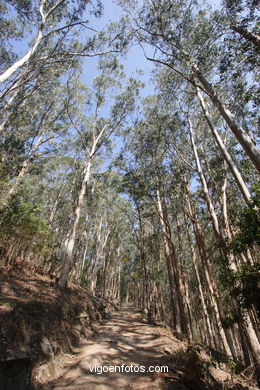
[82,1,155,99]
[6,0,222,101]
[82,0,222,96]
[4,0,223,169]
[80,1,157,165]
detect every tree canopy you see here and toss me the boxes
[0,0,259,379]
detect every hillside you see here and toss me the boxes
[0,267,258,390]
[0,266,117,389]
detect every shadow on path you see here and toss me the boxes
[46,304,182,390]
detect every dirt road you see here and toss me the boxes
[47,304,181,390]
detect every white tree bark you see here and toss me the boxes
[184,181,233,357]
[156,189,183,334]
[193,67,260,173]
[58,124,108,288]
[58,156,92,288]
[188,122,260,365]
[196,87,252,204]
[0,0,66,86]
[188,118,222,241]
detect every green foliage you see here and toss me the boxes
[0,134,26,178]
[232,263,260,314]
[0,196,53,256]
[220,260,259,316]
[231,184,260,252]
[211,349,237,371]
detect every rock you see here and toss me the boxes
[0,282,12,295]
[198,350,212,363]
[183,347,222,390]
[162,346,174,355]
[40,337,54,361]
[209,366,232,383]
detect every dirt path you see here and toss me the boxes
[46,304,181,390]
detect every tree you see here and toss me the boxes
[58,58,141,287]
[0,0,96,86]
[118,0,260,172]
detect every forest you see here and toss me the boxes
[0,0,259,389]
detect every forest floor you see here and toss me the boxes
[45,304,177,390]
[0,268,258,390]
[0,266,117,389]
[45,304,257,390]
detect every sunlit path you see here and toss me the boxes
[47,304,179,390]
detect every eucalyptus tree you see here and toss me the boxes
[115,94,195,336]
[97,196,133,300]
[58,57,141,288]
[142,98,240,350]
[56,168,141,302]
[0,79,72,208]
[117,0,260,172]
[119,168,154,316]
[222,0,260,48]
[0,0,101,87]
[0,0,127,150]
[115,161,170,324]
[75,172,132,296]
[114,68,259,367]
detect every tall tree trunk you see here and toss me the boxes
[184,214,216,348]
[58,124,107,288]
[188,119,222,242]
[184,181,234,358]
[0,0,66,86]
[188,124,260,366]
[188,125,240,358]
[156,189,187,335]
[58,157,92,288]
[193,67,260,172]
[89,224,110,293]
[221,172,260,371]
[175,215,194,341]
[230,25,260,48]
[49,182,65,223]
[196,87,252,204]
[135,203,150,317]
